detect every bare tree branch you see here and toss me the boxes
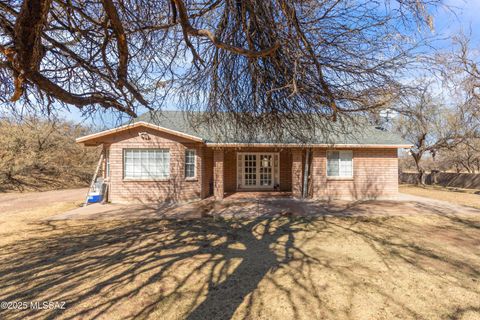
[101,0,129,88]
[0,0,441,131]
[172,0,279,60]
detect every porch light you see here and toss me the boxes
[262,156,269,167]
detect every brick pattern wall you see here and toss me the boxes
[223,148,293,192]
[223,149,237,192]
[213,149,224,200]
[280,150,293,192]
[105,127,204,203]
[98,125,398,203]
[201,147,214,198]
[291,149,303,198]
[311,148,398,199]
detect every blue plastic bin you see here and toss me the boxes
[87,194,103,203]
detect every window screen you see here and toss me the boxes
[327,150,353,177]
[185,149,196,178]
[124,149,170,179]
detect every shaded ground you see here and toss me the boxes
[400,184,480,209]
[0,191,479,320]
[0,173,90,193]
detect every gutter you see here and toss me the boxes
[205,143,413,149]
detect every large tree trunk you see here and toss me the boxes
[430,170,437,185]
[412,152,425,185]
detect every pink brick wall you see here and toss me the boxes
[310,148,398,199]
[292,149,303,198]
[201,147,214,198]
[96,126,398,203]
[213,149,224,200]
[103,127,204,203]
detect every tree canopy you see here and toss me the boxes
[0,0,440,130]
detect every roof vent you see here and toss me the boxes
[139,132,151,140]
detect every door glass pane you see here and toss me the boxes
[244,154,257,186]
[259,154,272,186]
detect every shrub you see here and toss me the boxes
[0,117,99,192]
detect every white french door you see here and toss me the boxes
[237,153,280,189]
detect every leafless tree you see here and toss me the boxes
[437,139,480,173]
[0,0,440,133]
[418,34,480,175]
[392,81,478,183]
[0,114,99,191]
[451,35,480,105]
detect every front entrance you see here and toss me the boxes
[237,152,280,189]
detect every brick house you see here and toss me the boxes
[77,111,411,203]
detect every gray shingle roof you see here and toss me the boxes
[132,110,410,146]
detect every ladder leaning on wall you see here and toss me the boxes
[83,150,104,207]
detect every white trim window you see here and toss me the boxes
[124,149,170,179]
[185,149,196,179]
[327,150,353,177]
[237,152,280,189]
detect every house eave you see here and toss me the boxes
[205,142,413,149]
[76,121,204,145]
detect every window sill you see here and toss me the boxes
[326,176,354,181]
[185,178,198,182]
[123,178,170,182]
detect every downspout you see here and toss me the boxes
[302,149,311,198]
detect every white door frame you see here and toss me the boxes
[236,152,280,190]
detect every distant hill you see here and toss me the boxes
[0,117,99,192]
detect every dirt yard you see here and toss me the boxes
[0,191,479,320]
[0,188,87,244]
[400,184,480,209]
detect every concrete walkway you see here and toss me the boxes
[48,192,480,221]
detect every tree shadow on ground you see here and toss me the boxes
[0,215,322,320]
[0,200,479,320]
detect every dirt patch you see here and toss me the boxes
[0,188,86,245]
[0,188,87,214]
[0,196,479,320]
[400,184,480,209]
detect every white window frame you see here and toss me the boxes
[236,152,280,189]
[123,148,170,180]
[326,150,353,178]
[185,149,196,179]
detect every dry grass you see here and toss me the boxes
[400,184,480,209]
[0,188,86,245]
[0,191,479,320]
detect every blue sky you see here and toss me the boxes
[434,0,480,46]
[59,0,480,128]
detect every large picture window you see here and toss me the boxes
[124,149,170,179]
[185,149,196,178]
[327,150,353,177]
